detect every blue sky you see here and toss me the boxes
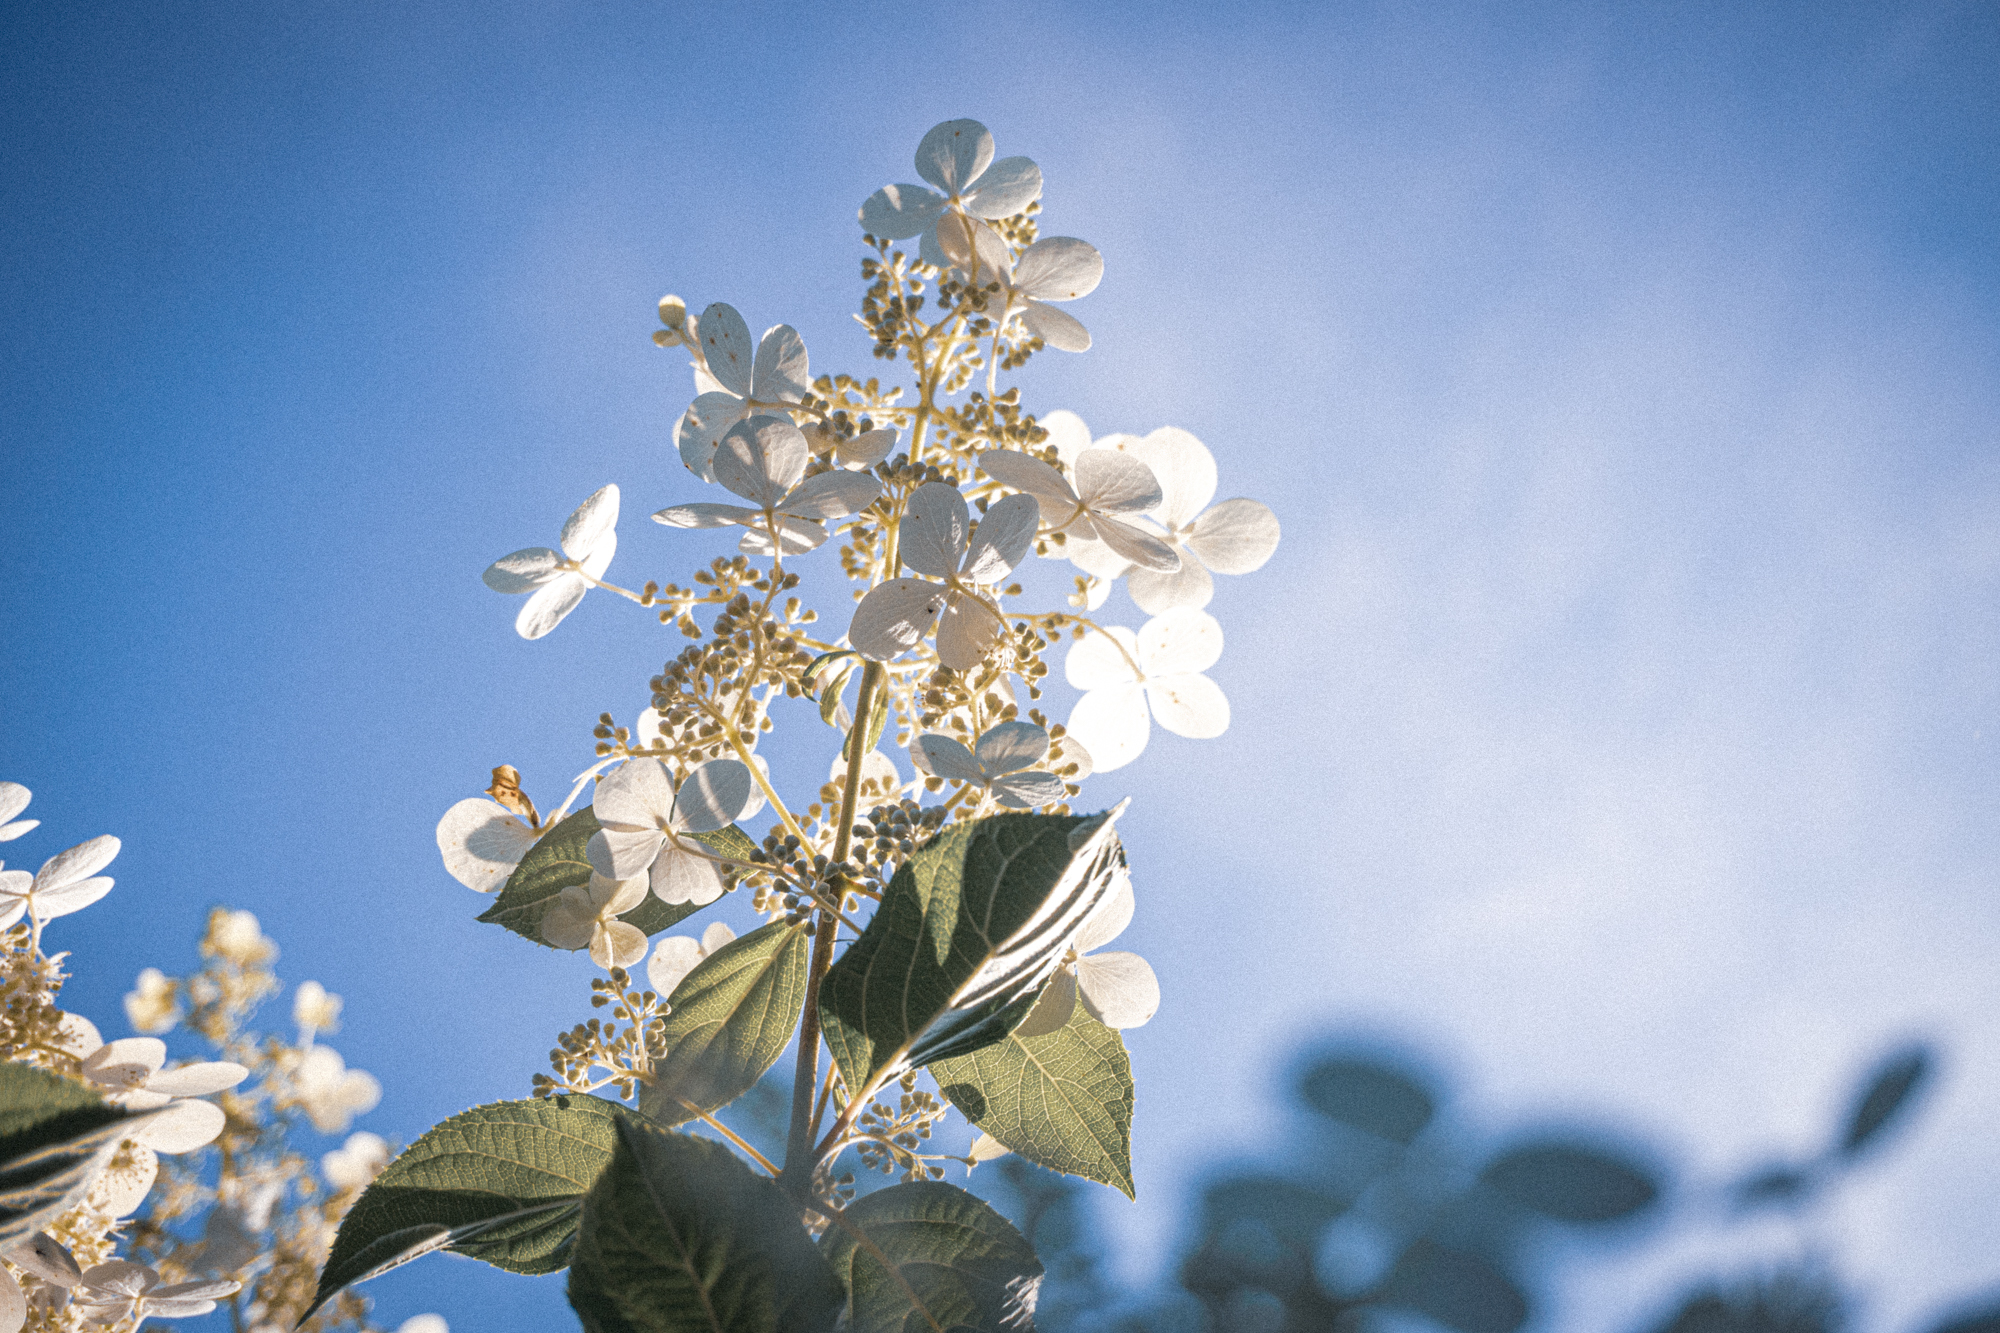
[3,2,1997,1330]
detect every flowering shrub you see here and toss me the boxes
[346,117,1276,1330]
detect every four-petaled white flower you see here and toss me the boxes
[292,1046,382,1134]
[0,782,37,841]
[80,1036,248,1113]
[1116,429,1281,613]
[68,1260,239,1328]
[322,1131,391,1192]
[858,119,1043,270]
[912,722,1067,810]
[435,793,539,894]
[1063,610,1230,773]
[0,834,118,934]
[542,871,651,970]
[978,448,1180,576]
[646,921,738,999]
[123,968,180,1035]
[482,485,620,640]
[849,483,1039,669]
[588,757,764,907]
[1014,867,1159,1036]
[942,221,1104,353]
[655,417,882,557]
[675,303,812,481]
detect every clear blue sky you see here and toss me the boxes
[4,2,1997,1330]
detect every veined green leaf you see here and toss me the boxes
[568,1117,841,1333]
[478,807,753,948]
[931,1003,1134,1198]
[0,1063,151,1249]
[306,1094,624,1318]
[820,1181,1043,1333]
[819,807,1129,1095]
[638,922,810,1128]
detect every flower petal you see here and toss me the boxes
[915,118,994,195]
[1064,535,1133,581]
[859,183,946,239]
[961,492,1039,584]
[1089,515,1180,573]
[1011,237,1102,301]
[750,324,809,404]
[559,485,620,564]
[714,417,809,508]
[1038,411,1093,470]
[1076,870,1134,953]
[781,471,882,521]
[935,593,1003,671]
[82,1038,166,1090]
[1019,300,1091,352]
[595,758,678,830]
[593,920,649,970]
[647,935,703,997]
[1146,672,1230,739]
[964,155,1043,218]
[935,213,1012,285]
[1187,498,1281,575]
[989,771,1065,810]
[1131,428,1217,528]
[652,502,762,529]
[979,448,1078,511]
[1075,951,1160,1029]
[133,1098,227,1153]
[901,482,970,579]
[482,547,561,593]
[850,578,948,660]
[87,1145,157,1218]
[0,819,37,842]
[696,303,755,398]
[672,758,757,834]
[142,1062,248,1098]
[589,827,664,881]
[515,574,588,640]
[1064,626,1141,690]
[973,721,1049,775]
[701,921,737,954]
[1127,555,1214,614]
[1012,967,1076,1039]
[34,835,120,893]
[1065,684,1151,773]
[1139,608,1224,675]
[650,845,725,906]
[837,427,897,469]
[33,876,113,919]
[1073,450,1163,516]
[603,872,652,918]
[676,392,751,482]
[737,514,829,557]
[913,735,984,785]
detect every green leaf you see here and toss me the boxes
[931,1002,1134,1197]
[1480,1143,1660,1222]
[478,807,753,948]
[0,1062,148,1249]
[568,1116,841,1333]
[820,808,1128,1095]
[306,1094,625,1319]
[638,922,811,1128]
[806,652,859,728]
[862,680,890,753]
[1840,1044,1931,1156]
[820,1181,1044,1333]
[1296,1057,1435,1145]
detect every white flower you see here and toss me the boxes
[322,1131,391,1191]
[646,921,738,999]
[804,422,899,470]
[912,722,1067,810]
[435,795,538,894]
[655,417,881,557]
[978,448,1179,576]
[69,1260,238,1328]
[0,834,118,932]
[124,968,181,1035]
[849,483,1039,670]
[397,1318,451,1333]
[5,1231,82,1288]
[674,303,811,481]
[1063,609,1229,772]
[481,484,620,640]
[79,1037,248,1112]
[653,293,691,348]
[88,1140,160,1218]
[293,980,342,1038]
[966,1132,1012,1167]
[1113,429,1279,613]
[293,1046,382,1134]
[543,871,651,970]
[858,119,1043,269]
[208,909,275,965]
[828,749,902,804]
[0,782,37,841]
[587,757,763,907]
[940,222,1103,353]
[1014,868,1159,1036]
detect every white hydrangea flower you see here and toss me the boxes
[1111,429,1280,613]
[911,722,1066,810]
[293,980,342,1039]
[481,484,620,640]
[5,1231,82,1289]
[397,1318,451,1333]
[293,1046,382,1134]
[674,303,811,481]
[542,871,651,970]
[655,417,881,556]
[208,909,275,966]
[646,921,738,999]
[435,795,538,894]
[68,1261,239,1328]
[79,1037,248,1112]
[0,782,37,841]
[978,448,1179,576]
[804,422,899,470]
[849,483,1039,670]
[1063,609,1229,772]
[322,1131,392,1191]
[941,221,1103,353]
[858,119,1043,269]
[1014,868,1158,1035]
[0,834,118,932]
[587,757,764,907]
[966,1132,1012,1166]
[123,968,181,1035]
